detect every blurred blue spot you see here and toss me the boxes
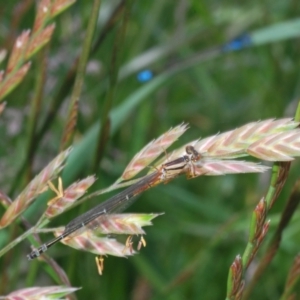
[222,34,252,52]
[137,69,154,82]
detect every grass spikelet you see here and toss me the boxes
[0,148,72,229]
[189,160,269,177]
[3,285,80,300]
[25,24,56,59]
[45,175,96,218]
[0,0,76,102]
[164,119,300,162]
[58,230,135,257]
[32,0,52,32]
[39,214,161,259]
[235,198,271,280]
[194,119,299,159]
[121,123,189,180]
[6,30,31,74]
[0,62,31,100]
[250,199,267,242]
[51,0,77,18]
[242,178,300,300]
[87,213,161,235]
[227,255,244,300]
[247,129,300,161]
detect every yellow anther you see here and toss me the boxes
[47,177,64,205]
[95,256,104,275]
[137,236,147,250]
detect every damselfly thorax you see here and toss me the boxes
[160,145,202,180]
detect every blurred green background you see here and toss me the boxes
[1,0,300,299]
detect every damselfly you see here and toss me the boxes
[27,146,202,260]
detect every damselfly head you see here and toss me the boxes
[186,145,202,162]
